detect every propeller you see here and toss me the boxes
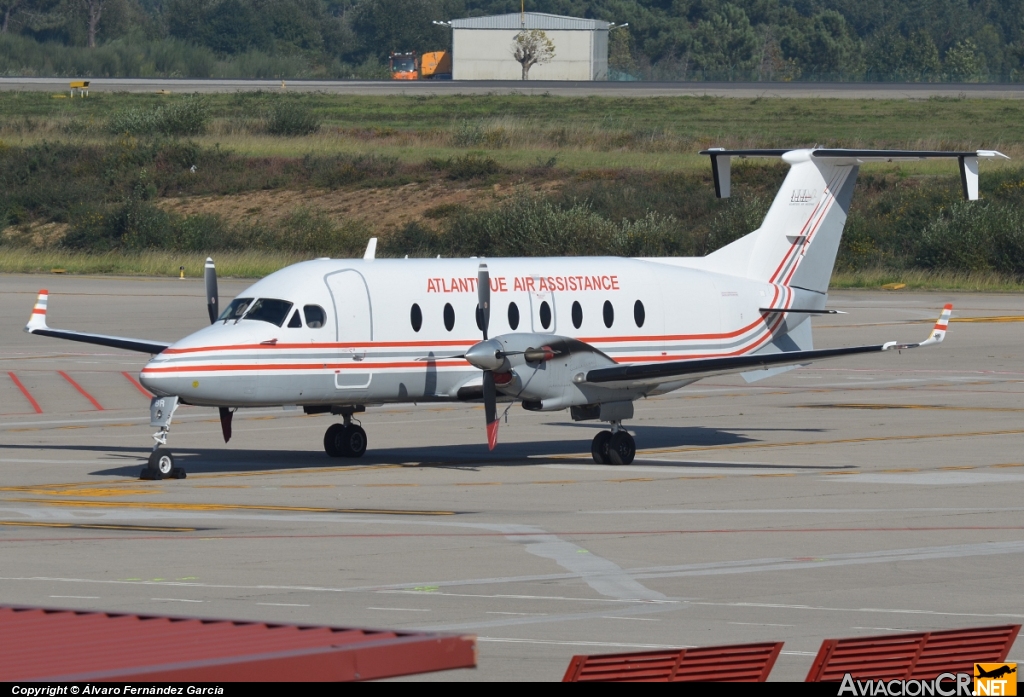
[204,257,233,443]
[477,264,499,451]
[205,257,219,324]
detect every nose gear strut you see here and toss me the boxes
[141,395,186,480]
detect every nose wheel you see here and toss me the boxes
[324,422,368,458]
[141,448,186,480]
[591,428,635,465]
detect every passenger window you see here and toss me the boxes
[243,298,293,327]
[303,305,325,328]
[571,301,583,329]
[443,303,455,332]
[508,302,520,330]
[410,303,422,332]
[634,300,645,328]
[287,310,302,328]
[218,298,252,322]
[603,300,614,328]
[539,301,551,329]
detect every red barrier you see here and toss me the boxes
[0,605,476,682]
[806,624,1021,681]
[562,641,783,682]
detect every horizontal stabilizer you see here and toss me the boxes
[759,308,846,315]
[700,148,1008,200]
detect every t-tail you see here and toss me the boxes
[696,148,1008,293]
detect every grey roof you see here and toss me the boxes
[450,12,610,31]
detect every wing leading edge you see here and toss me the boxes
[25,290,171,355]
[585,304,953,387]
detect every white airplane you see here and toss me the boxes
[25,148,1003,479]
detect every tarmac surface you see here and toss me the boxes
[1,273,1023,681]
[3,77,1024,99]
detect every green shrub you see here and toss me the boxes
[265,101,321,136]
[108,96,209,136]
[426,154,501,180]
[304,153,398,189]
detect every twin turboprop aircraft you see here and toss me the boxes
[25,148,1004,479]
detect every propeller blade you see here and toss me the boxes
[483,370,498,451]
[205,257,219,324]
[477,263,490,341]
[219,407,233,443]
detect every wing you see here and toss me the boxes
[24,290,171,355]
[584,304,953,388]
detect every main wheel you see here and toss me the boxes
[324,423,344,457]
[147,448,175,477]
[591,431,612,464]
[339,424,367,458]
[608,431,636,466]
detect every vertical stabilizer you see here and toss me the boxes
[695,148,1008,293]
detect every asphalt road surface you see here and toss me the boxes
[3,77,1024,98]
[1,274,1023,681]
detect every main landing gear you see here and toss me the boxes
[323,412,368,458]
[591,421,636,466]
[141,396,186,480]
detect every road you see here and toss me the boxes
[1,274,1023,680]
[3,77,1024,98]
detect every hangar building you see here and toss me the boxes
[451,12,609,81]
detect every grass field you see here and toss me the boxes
[2,91,1023,165]
[3,249,1024,292]
[1,90,1022,288]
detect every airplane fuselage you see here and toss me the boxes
[139,257,814,410]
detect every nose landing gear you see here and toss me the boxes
[141,396,187,480]
[323,411,368,458]
[590,421,636,465]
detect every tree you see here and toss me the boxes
[82,0,103,47]
[512,28,554,80]
[944,39,986,82]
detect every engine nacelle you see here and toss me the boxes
[486,333,646,411]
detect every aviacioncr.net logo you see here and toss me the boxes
[838,672,973,696]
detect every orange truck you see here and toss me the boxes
[389,51,452,80]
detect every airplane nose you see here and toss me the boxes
[138,360,164,396]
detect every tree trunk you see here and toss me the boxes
[522,62,529,80]
[87,0,103,48]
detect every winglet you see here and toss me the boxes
[25,290,49,332]
[363,237,378,260]
[886,303,953,350]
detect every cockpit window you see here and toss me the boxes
[218,298,252,322]
[287,310,302,328]
[242,298,294,327]
[303,305,326,329]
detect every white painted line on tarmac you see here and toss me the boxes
[542,463,798,475]
[728,622,795,627]
[600,616,661,621]
[587,507,1024,514]
[830,472,1024,485]
[367,607,431,612]
[256,602,309,607]
[151,598,203,603]
[486,611,548,616]
[50,595,99,599]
